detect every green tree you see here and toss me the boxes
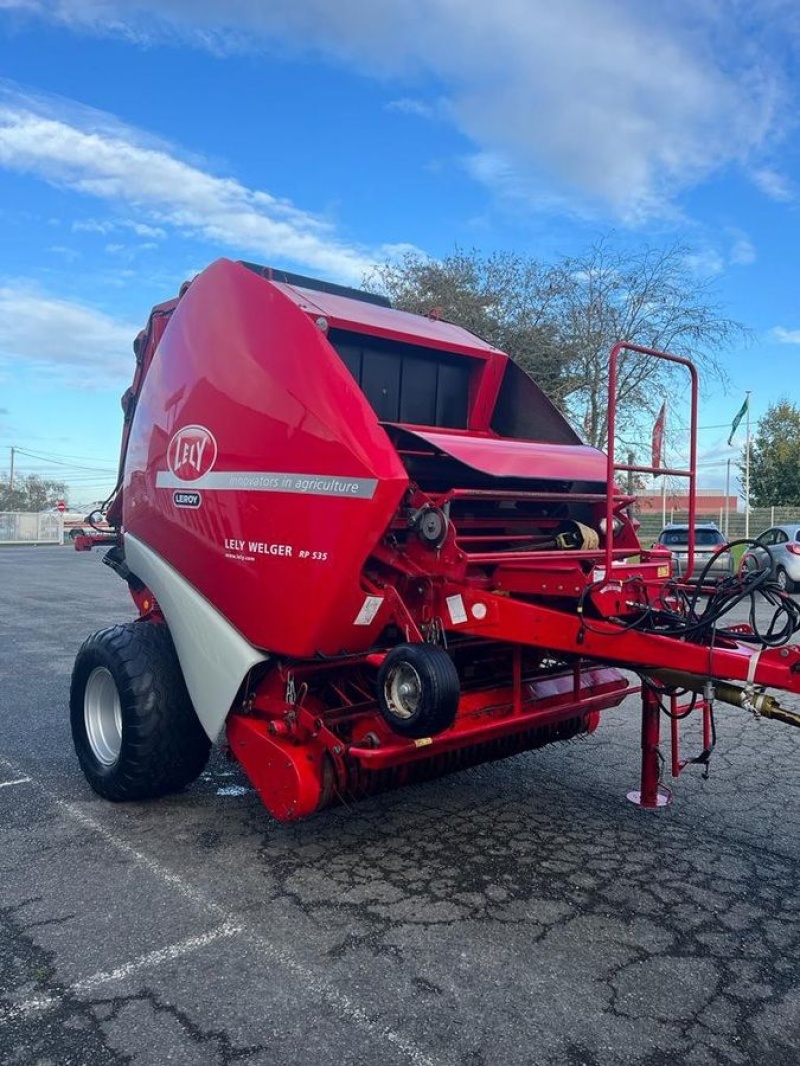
[366,242,743,453]
[0,473,68,512]
[745,400,800,507]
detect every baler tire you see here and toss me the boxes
[377,644,460,739]
[70,621,211,801]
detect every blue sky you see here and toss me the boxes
[1,1,799,507]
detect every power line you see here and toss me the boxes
[18,449,118,463]
[12,448,116,474]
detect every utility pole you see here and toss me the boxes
[8,446,14,491]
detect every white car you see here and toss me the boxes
[742,524,800,592]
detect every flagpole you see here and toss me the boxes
[745,390,751,539]
[661,399,667,527]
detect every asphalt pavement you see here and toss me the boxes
[1,547,798,1066]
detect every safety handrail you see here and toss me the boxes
[605,342,698,578]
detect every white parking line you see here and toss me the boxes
[0,921,242,1023]
[0,994,59,1023]
[0,777,31,788]
[73,919,243,993]
[0,755,447,1066]
[59,796,230,920]
[55,799,443,1066]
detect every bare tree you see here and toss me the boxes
[549,241,741,449]
[366,242,744,454]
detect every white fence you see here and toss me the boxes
[637,506,800,543]
[0,512,63,545]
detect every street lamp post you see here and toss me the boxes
[724,458,730,538]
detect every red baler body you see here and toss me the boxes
[123,260,409,657]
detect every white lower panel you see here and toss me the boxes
[124,535,267,740]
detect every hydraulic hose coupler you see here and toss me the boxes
[645,668,800,728]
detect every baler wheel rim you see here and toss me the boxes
[384,662,423,720]
[84,666,123,766]
[376,643,460,739]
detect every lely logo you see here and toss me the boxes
[167,425,218,482]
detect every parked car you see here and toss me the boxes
[48,509,111,543]
[654,522,734,582]
[742,524,800,592]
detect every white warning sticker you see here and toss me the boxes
[354,595,384,626]
[446,594,468,625]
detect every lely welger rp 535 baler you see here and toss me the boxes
[70,259,800,820]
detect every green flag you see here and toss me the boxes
[727,397,748,446]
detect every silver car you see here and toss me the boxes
[742,524,800,592]
[655,523,734,582]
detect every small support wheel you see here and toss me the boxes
[376,643,460,739]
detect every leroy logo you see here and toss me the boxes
[167,425,218,482]
[173,490,202,508]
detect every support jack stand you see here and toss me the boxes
[627,682,672,809]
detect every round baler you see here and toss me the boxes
[70,259,800,820]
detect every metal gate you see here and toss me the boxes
[0,512,62,545]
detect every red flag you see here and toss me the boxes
[651,402,665,473]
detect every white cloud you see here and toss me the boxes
[729,233,756,266]
[72,217,166,238]
[0,282,136,382]
[682,228,757,278]
[751,166,793,202]
[48,243,81,261]
[463,152,515,190]
[683,247,726,277]
[386,98,436,120]
[0,1,788,220]
[125,220,165,238]
[71,218,114,234]
[772,326,800,344]
[0,84,390,283]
